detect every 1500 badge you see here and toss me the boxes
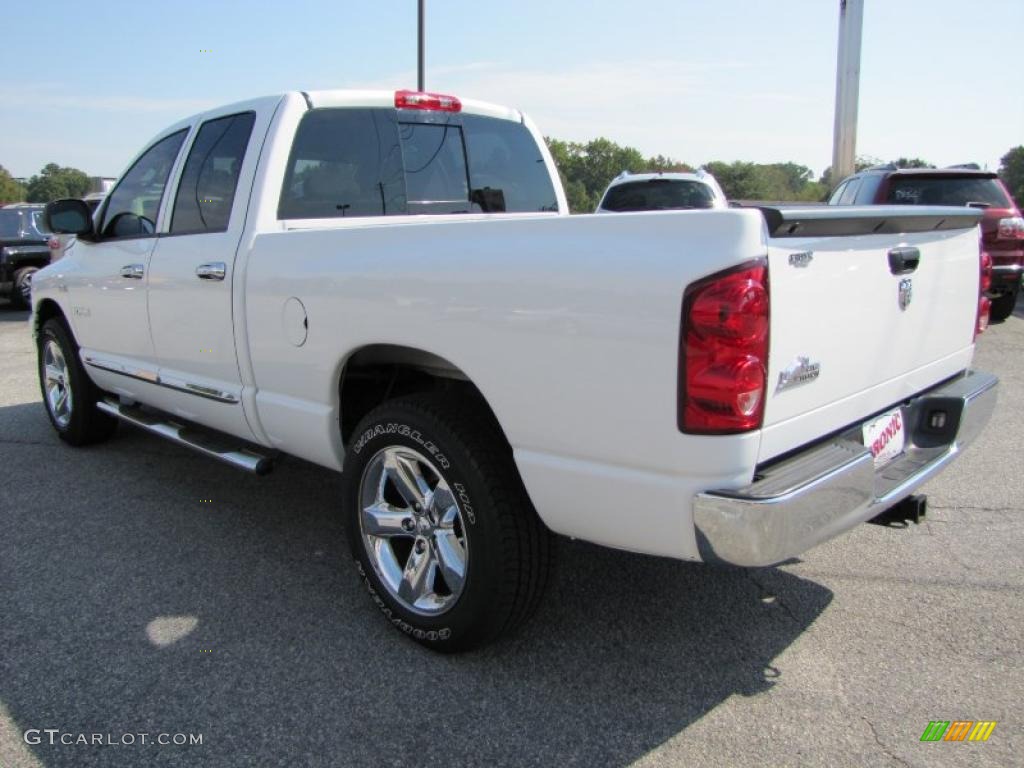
[788,251,814,268]
[776,356,821,393]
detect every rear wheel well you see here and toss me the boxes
[339,345,509,450]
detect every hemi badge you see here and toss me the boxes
[788,251,814,268]
[776,356,821,393]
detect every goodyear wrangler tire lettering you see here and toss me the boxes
[353,422,450,469]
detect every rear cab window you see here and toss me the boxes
[278,107,557,220]
[601,180,716,211]
[399,122,470,214]
[885,175,1012,208]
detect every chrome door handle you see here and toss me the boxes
[196,262,226,281]
[119,264,145,279]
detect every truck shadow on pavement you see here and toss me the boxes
[0,401,832,768]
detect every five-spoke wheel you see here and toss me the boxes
[359,446,469,615]
[343,395,553,651]
[42,338,73,428]
[36,317,117,445]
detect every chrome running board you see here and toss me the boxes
[97,399,274,475]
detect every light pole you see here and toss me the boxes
[831,0,864,186]
[418,0,425,91]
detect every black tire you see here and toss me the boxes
[989,290,1018,323]
[11,267,38,310]
[342,394,553,652]
[37,317,117,446]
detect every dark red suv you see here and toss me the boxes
[829,166,1023,321]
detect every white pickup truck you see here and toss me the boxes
[35,88,997,651]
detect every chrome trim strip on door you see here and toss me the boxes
[158,372,240,403]
[83,355,159,383]
[83,356,239,404]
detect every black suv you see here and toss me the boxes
[829,166,1024,322]
[0,205,52,309]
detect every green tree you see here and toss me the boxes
[546,136,833,209]
[645,154,693,173]
[998,146,1024,208]
[546,137,647,212]
[699,161,827,202]
[818,156,880,189]
[0,165,26,204]
[892,157,934,169]
[26,163,92,203]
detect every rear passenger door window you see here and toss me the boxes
[171,112,255,234]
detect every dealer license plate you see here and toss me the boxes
[862,407,905,467]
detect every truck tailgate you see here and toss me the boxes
[758,206,983,462]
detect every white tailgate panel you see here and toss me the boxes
[761,226,979,461]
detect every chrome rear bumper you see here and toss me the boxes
[693,369,998,567]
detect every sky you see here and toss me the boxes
[1,0,1021,181]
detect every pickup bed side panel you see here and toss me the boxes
[243,210,768,560]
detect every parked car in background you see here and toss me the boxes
[0,204,51,309]
[47,193,105,263]
[829,165,1024,321]
[596,170,727,212]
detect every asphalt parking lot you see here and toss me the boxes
[1,301,1021,768]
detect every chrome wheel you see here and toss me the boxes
[43,339,73,428]
[358,446,469,616]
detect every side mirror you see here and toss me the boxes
[44,199,95,238]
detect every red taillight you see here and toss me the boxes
[976,297,991,336]
[47,236,60,250]
[997,216,1024,240]
[394,89,461,113]
[975,250,993,339]
[680,260,769,434]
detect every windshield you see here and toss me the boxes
[601,180,715,212]
[885,176,1011,208]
